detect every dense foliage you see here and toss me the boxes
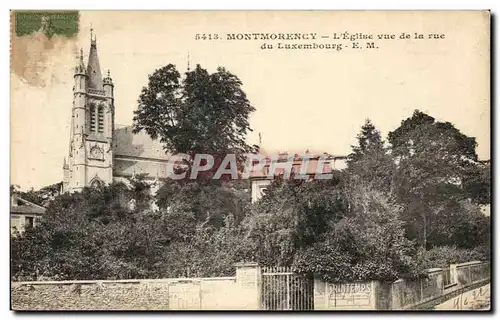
[11,183,62,207]
[292,183,419,282]
[132,64,258,178]
[11,178,250,280]
[388,111,489,249]
[417,245,490,269]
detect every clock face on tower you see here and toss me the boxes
[89,146,103,160]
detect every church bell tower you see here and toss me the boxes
[63,31,115,193]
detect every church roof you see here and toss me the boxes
[86,38,103,89]
[113,125,169,160]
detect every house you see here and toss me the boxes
[10,194,46,234]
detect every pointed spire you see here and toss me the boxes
[86,28,103,89]
[187,53,190,71]
[103,68,113,87]
[104,69,111,80]
[90,24,96,47]
[75,47,85,74]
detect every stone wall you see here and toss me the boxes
[12,261,490,311]
[12,280,170,310]
[391,268,444,310]
[12,262,261,311]
[390,261,490,310]
[314,261,490,310]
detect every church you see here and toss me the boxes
[62,35,348,200]
[62,34,171,193]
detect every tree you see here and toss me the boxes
[429,199,490,249]
[11,182,62,207]
[132,64,258,179]
[347,119,395,190]
[243,174,346,267]
[293,184,419,282]
[388,110,484,249]
[155,179,251,229]
[348,119,385,163]
[463,160,491,205]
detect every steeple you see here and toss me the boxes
[74,48,86,74]
[64,27,115,194]
[86,28,103,90]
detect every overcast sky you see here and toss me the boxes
[11,11,490,190]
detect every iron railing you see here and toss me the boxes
[261,266,314,310]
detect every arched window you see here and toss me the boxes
[98,106,104,133]
[89,105,96,132]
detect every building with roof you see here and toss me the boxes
[10,194,46,234]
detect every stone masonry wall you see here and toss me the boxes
[314,261,490,310]
[12,263,261,311]
[12,281,170,310]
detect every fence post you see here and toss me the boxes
[235,262,261,310]
[468,265,472,284]
[449,264,458,286]
[313,277,327,310]
[286,273,290,310]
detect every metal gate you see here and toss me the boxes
[261,266,314,310]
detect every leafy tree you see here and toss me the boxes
[132,64,258,179]
[11,182,62,207]
[464,160,491,205]
[156,179,251,229]
[429,199,490,249]
[243,174,346,267]
[388,110,485,249]
[293,184,419,282]
[158,216,248,277]
[417,245,490,269]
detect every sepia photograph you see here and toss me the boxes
[9,10,491,311]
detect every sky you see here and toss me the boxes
[11,11,490,190]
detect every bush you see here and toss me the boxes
[417,245,490,269]
[293,186,421,282]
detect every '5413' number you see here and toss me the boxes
[195,33,220,40]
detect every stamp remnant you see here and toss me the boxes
[13,11,79,38]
